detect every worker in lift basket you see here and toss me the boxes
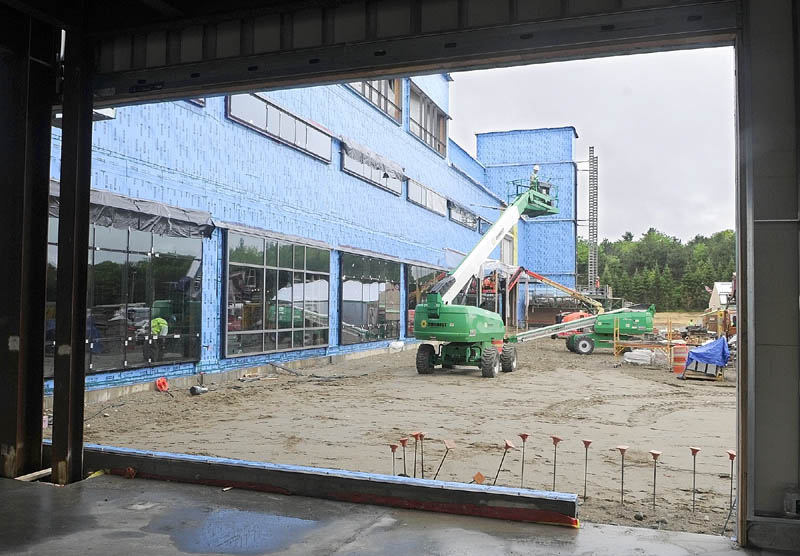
[149,317,169,362]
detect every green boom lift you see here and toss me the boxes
[413,173,558,377]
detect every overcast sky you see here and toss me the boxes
[449,47,736,243]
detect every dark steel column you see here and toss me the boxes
[51,28,93,485]
[0,6,57,479]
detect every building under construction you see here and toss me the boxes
[44,76,579,392]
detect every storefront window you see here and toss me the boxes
[44,218,203,376]
[226,231,329,356]
[340,253,401,345]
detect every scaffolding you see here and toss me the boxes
[587,146,599,293]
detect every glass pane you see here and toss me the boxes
[293,245,305,270]
[340,278,362,346]
[343,152,362,175]
[227,333,263,356]
[47,216,58,244]
[277,331,292,350]
[265,269,277,329]
[89,250,126,371]
[292,272,304,328]
[125,253,151,368]
[279,111,295,143]
[408,181,422,204]
[295,120,307,149]
[230,94,266,129]
[129,229,152,253]
[266,104,280,135]
[293,330,304,349]
[151,255,202,363]
[264,331,277,352]
[227,264,264,332]
[307,127,331,161]
[305,247,329,273]
[265,239,278,266]
[305,274,328,328]
[153,235,202,257]
[228,233,264,265]
[306,328,328,347]
[278,242,293,268]
[94,225,128,251]
[277,270,292,329]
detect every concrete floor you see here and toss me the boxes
[0,475,777,556]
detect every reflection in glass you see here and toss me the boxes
[229,233,264,265]
[228,265,264,332]
[406,265,439,338]
[340,253,401,345]
[225,231,329,356]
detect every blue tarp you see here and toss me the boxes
[686,336,730,368]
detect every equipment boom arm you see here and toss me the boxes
[430,183,557,305]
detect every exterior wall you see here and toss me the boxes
[409,74,451,114]
[478,128,578,290]
[46,78,578,391]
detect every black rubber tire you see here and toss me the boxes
[416,344,435,374]
[574,335,595,355]
[480,346,500,378]
[500,344,517,372]
[566,335,576,352]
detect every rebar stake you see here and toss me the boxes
[493,440,515,486]
[649,450,662,511]
[389,444,398,476]
[518,433,530,488]
[690,446,701,513]
[411,432,421,478]
[617,445,629,505]
[726,449,736,511]
[419,432,426,479]
[582,439,592,501]
[433,440,456,480]
[550,435,562,491]
[399,438,409,477]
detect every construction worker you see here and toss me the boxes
[149,317,169,361]
[688,318,695,328]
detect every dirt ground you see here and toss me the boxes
[82,318,736,535]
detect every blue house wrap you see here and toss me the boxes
[46,77,578,393]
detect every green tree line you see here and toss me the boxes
[577,228,735,312]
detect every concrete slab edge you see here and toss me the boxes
[61,443,580,527]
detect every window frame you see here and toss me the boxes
[224,230,330,358]
[407,179,447,216]
[226,94,333,163]
[347,79,403,123]
[448,200,478,230]
[339,252,402,346]
[409,85,448,157]
[341,150,403,196]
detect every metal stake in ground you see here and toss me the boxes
[411,432,421,478]
[726,449,736,511]
[690,446,701,513]
[419,432,426,479]
[493,439,516,486]
[617,445,629,505]
[582,439,592,501]
[550,435,562,491]
[518,433,530,488]
[649,450,662,511]
[389,444,398,476]
[398,438,409,477]
[433,440,456,480]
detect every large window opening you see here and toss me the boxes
[225,231,330,356]
[45,217,203,376]
[340,253,401,345]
